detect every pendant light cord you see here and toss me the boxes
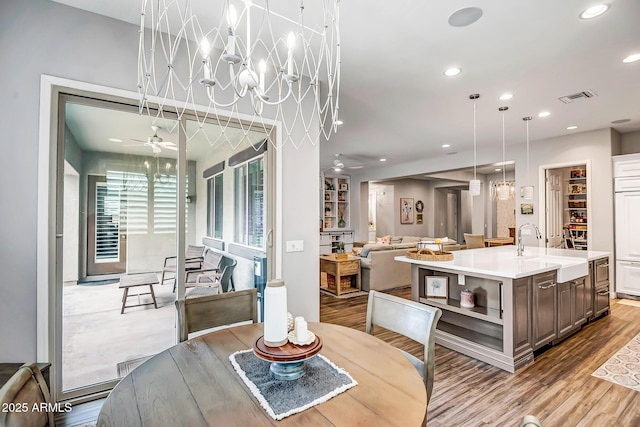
[473,100,477,180]
[526,118,530,184]
[502,110,506,185]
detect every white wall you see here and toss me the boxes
[371,179,431,237]
[0,0,319,361]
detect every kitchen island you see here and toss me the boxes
[396,246,611,372]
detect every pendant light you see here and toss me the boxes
[521,116,534,199]
[469,94,481,196]
[497,106,510,200]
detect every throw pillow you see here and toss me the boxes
[352,247,363,256]
[375,235,391,245]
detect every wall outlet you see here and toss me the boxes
[458,274,465,286]
[285,240,304,252]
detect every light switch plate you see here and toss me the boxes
[458,274,465,286]
[285,240,304,252]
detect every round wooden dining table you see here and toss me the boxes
[97,322,427,426]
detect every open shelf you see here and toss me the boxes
[438,321,504,352]
[421,297,503,325]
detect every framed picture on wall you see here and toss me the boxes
[416,213,423,224]
[521,203,534,215]
[400,198,414,224]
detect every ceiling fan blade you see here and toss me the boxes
[129,138,146,143]
[163,145,178,151]
[158,141,176,147]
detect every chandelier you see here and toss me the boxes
[137,0,341,149]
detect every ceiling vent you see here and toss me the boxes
[558,90,598,104]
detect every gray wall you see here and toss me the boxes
[0,0,320,361]
[621,130,640,154]
[350,128,616,263]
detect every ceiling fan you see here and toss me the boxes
[128,125,177,154]
[331,153,364,171]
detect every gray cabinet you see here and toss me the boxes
[532,272,557,350]
[573,278,586,327]
[557,281,573,338]
[593,257,610,318]
[513,277,531,353]
[585,262,594,319]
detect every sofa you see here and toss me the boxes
[358,236,460,292]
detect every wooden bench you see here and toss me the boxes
[119,273,159,314]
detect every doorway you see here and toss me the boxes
[541,161,590,250]
[52,91,276,402]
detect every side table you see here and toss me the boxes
[319,255,361,296]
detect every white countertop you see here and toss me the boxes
[396,246,610,280]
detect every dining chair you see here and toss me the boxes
[175,288,258,342]
[520,415,542,427]
[187,259,237,293]
[365,290,442,405]
[0,363,55,427]
[463,233,485,249]
[160,244,206,285]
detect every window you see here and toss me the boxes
[106,170,148,235]
[234,156,264,248]
[207,173,223,239]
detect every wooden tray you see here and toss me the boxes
[253,335,323,362]
[406,248,454,261]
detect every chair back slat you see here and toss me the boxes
[464,233,485,249]
[186,245,205,259]
[366,290,441,406]
[176,288,258,342]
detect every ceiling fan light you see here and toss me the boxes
[469,179,481,196]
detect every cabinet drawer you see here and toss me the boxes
[614,156,640,178]
[340,260,360,275]
[615,177,640,192]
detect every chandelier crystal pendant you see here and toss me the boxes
[469,94,481,196]
[137,0,341,149]
[497,106,511,201]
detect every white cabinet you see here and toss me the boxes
[323,175,350,230]
[616,261,640,297]
[320,231,354,254]
[613,153,640,178]
[615,192,640,260]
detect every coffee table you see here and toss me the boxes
[119,273,159,314]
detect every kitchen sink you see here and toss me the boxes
[526,256,588,282]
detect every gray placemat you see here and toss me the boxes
[229,349,358,420]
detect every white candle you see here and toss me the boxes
[295,316,307,342]
[263,279,288,347]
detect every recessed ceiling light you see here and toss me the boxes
[442,144,451,148]
[108,138,123,143]
[567,125,578,130]
[448,7,483,27]
[499,93,514,101]
[335,120,344,125]
[623,53,640,63]
[379,158,387,162]
[444,67,461,77]
[538,111,551,118]
[495,168,502,172]
[579,4,609,19]
[611,119,631,124]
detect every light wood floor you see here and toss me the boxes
[58,288,640,426]
[321,288,640,427]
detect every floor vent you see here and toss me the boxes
[558,90,598,104]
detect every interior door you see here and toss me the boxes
[546,169,563,247]
[87,174,126,275]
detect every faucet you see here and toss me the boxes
[517,223,542,256]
